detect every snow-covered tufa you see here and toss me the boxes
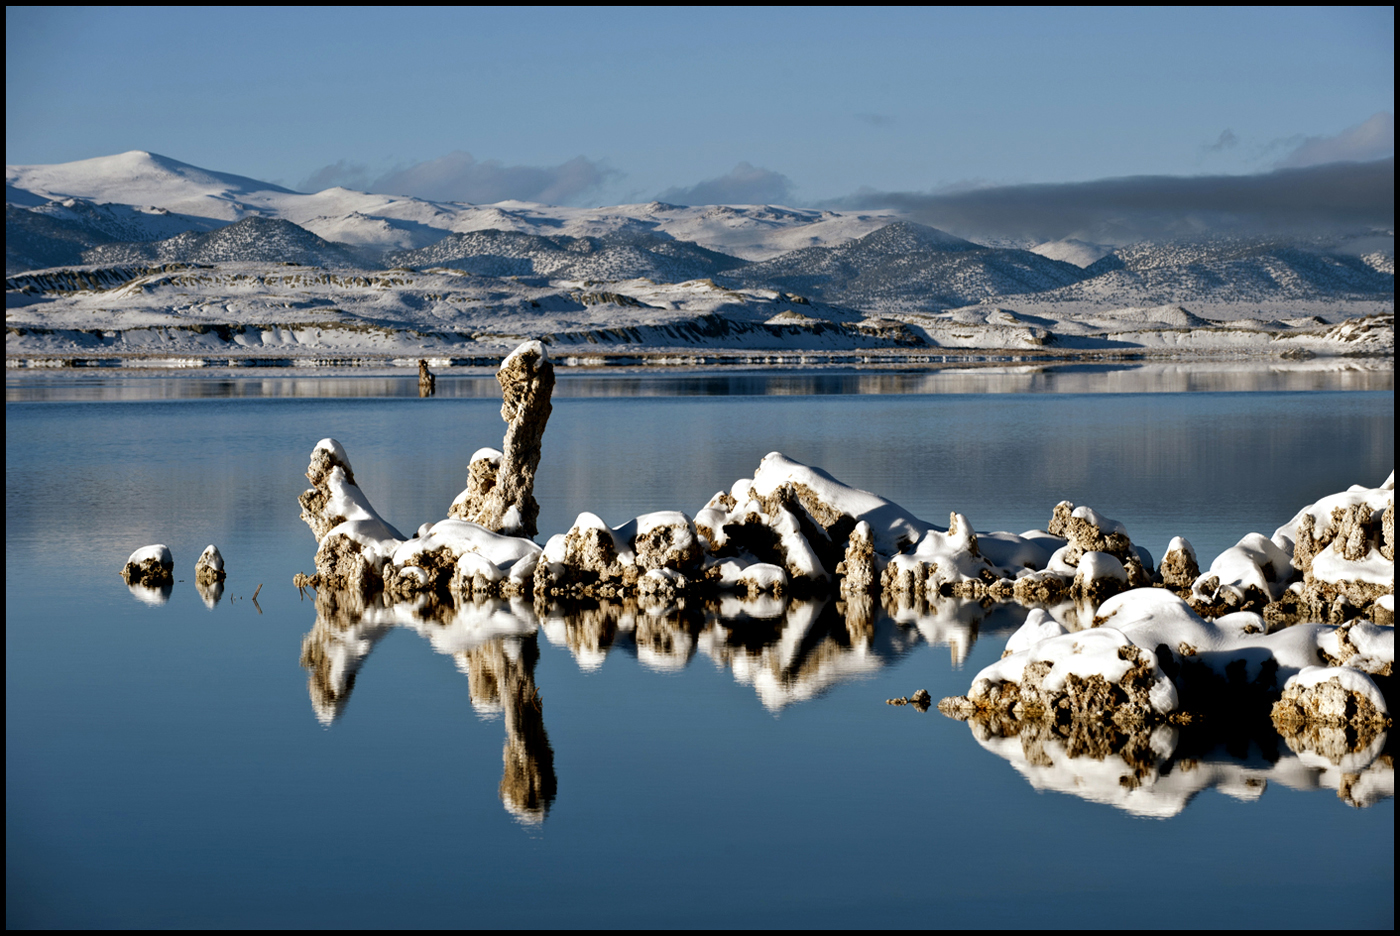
[449,341,554,538]
[121,543,173,586]
[195,544,225,585]
[297,438,405,592]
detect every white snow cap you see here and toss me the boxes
[196,544,223,571]
[1285,666,1389,717]
[1071,505,1127,537]
[126,544,173,566]
[313,437,350,466]
[500,339,547,371]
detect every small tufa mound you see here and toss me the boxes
[418,358,436,397]
[121,544,173,586]
[195,544,226,585]
[1270,667,1390,730]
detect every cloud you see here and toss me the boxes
[1276,112,1394,169]
[299,160,376,193]
[300,152,618,204]
[1203,129,1239,153]
[657,162,795,206]
[828,158,1394,243]
[855,113,895,128]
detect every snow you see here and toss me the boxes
[1311,541,1395,585]
[1285,666,1389,716]
[1076,550,1128,584]
[1070,505,1127,537]
[126,543,172,566]
[971,625,1178,714]
[196,544,223,571]
[1194,532,1293,600]
[1272,478,1394,552]
[1093,589,1334,682]
[1003,608,1068,656]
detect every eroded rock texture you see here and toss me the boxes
[451,341,554,538]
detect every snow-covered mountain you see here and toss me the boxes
[382,229,746,282]
[5,152,1394,335]
[720,221,1092,311]
[81,217,362,268]
[5,152,902,267]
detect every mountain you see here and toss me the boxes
[80,217,361,268]
[1020,235,1396,308]
[384,229,746,281]
[6,152,902,264]
[719,221,1092,311]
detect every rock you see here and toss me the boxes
[194,544,225,585]
[1158,536,1199,591]
[121,544,173,586]
[418,358,436,397]
[1270,667,1390,730]
[838,520,877,596]
[451,341,554,537]
[297,439,405,594]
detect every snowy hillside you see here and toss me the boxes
[81,217,362,268]
[5,152,1394,364]
[5,152,900,266]
[720,221,1092,311]
[383,229,746,282]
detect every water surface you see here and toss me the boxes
[6,380,1394,927]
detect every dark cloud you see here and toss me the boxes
[1203,129,1238,153]
[828,158,1394,243]
[1276,112,1394,169]
[300,152,618,204]
[657,162,795,206]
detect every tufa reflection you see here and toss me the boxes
[299,589,556,823]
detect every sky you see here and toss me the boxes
[5,7,1395,240]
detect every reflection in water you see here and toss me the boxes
[960,713,1393,816]
[299,590,556,823]
[298,589,1391,818]
[126,580,173,606]
[195,578,224,608]
[9,358,1393,402]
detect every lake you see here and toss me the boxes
[5,367,1394,927]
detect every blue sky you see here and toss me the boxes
[5,7,1394,209]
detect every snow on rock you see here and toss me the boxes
[1189,532,1295,614]
[1268,472,1394,624]
[1045,501,1154,588]
[1272,666,1389,726]
[297,438,405,592]
[1071,551,1130,604]
[121,543,173,586]
[1158,536,1199,591]
[534,510,703,599]
[940,625,1177,725]
[449,341,554,538]
[881,513,1000,599]
[380,518,542,599]
[194,544,225,585]
[1002,608,1068,658]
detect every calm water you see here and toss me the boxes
[6,376,1394,927]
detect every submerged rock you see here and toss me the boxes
[121,544,173,586]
